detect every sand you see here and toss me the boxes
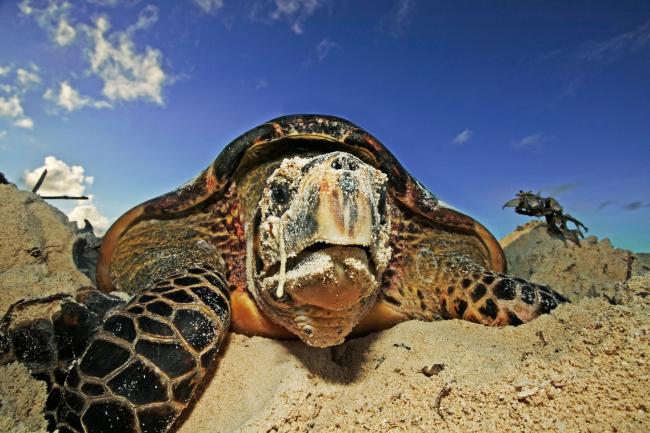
[1,186,649,433]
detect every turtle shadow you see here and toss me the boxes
[281,332,381,384]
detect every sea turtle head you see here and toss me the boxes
[247,151,392,347]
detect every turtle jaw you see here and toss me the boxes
[248,151,392,347]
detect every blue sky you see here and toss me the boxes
[1,0,649,251]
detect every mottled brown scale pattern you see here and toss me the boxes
[51,266,230,433]
[380,201,491,320]
[380,204,568,326]
[194,184,247,294]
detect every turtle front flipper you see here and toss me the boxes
[378,249,568,326]
[395,252,568,326]
[53,265,230,433]
[435,253,568,325]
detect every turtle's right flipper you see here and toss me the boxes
[52,265,231,433]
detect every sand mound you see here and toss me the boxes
[502,221,650,300]
[1,187,648,433]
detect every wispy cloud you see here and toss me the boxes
[270,0,326,34]
[315,38,338,62]
[255,79,268,90]
[0,130,6,140]
[0,63,41,129]
[55,15,76,46]
[20,2,169,111]
[44,81,112,112]
[452,129,473,145]
[530,18,650,102]
[547,182,580,196]
[513,132,552,150]
[85,0,123,6]
[84,9,167,105]
[622,201,650,211]
[380,0,415,37]
[0,95,34,129]
[19,0,77,47]
[14,118,34,129]
[16,66,41,88]
[194,0,224,14]
[597,200,615,211]
[0,66,12,77]
[580,19,650,63]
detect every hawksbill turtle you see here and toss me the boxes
[1,114,568,433]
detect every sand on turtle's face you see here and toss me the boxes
[249,153,391,347]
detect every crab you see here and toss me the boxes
[2,115,568,433]
[503,190,588,243]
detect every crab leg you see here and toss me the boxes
[50,265,231,433]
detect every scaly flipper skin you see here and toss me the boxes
[381,251,568,326]
[51,265,230,433]
[425,253,568,325]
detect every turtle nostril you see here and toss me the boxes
[331,159,343,170]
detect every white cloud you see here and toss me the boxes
[19,0,77,47]
[68,195,110,235]
[0,95,24,118]
[452,129,473,145]
[44,81,111,112]
[14,118,34,129]
[0,66,11,77]
[55,17,76,46]
[17,67,41,87]
[22,155,109,235]
[20,2,169,110]
[315,38,338,62]
[271,0,325,34]
[0,94,34,129]
[0,84,14,93]
[22,155,94,196]
[194,0,224,14]
[0,130,6,140]
[514,133,552,150]
[86,15,167,104]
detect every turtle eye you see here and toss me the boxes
[271,185,290,206]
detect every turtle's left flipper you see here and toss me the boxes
[431,253,569,326]
[51,265,231,433]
